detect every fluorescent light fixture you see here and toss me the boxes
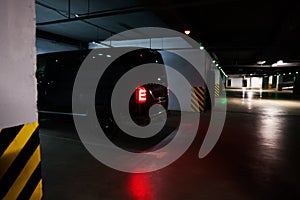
[199,43,204,50]
[272,60,288,67]
[282,86,294,90]
[277,60,284,65]
[257,61,266,65]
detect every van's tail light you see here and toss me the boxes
[136,86,147,103]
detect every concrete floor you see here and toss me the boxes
[39,93,300,200]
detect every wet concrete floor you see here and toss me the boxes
[39,94,300,200]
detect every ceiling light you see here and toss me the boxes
[199,43,204,50]
[257,61,266,65]
[277,60,284,65]
[296,72,299,74]
[75,14,79,17]
[184,29,190,35]
[272,60,287,67]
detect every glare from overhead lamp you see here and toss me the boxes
[272,60,286,67]
[296,72,299,74]
[75,14,79,17]
[199,42,204,50]
[277,60,284,65]
[184,29,191,35]
[257,61,266,65]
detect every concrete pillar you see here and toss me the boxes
[262,76,269,89]
[272,75,277,88]
[268,76,273,89]
[0,0,42,199]
[276,75,283,91]
[294,75,300,95]
[206,70,215,109]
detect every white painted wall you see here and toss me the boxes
[0,0,37,128]
[251,77,263,88]
[228,77,243,87]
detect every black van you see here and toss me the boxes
[36,48,171,149]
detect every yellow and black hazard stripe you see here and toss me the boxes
[191,86,206,112]
[215,84,220,97]
[0,122,43,200]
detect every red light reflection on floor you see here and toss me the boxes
[128,173,155,200]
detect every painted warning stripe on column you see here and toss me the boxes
[215,84,220,97]
[191,86,206,112]
[0,122,43,200]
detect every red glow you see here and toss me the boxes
[136,86,147,103]
[128,174,155,200]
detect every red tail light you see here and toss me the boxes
[136,86,147,103]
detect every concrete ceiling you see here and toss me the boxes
[36,0,300,73]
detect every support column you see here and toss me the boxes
[276,75,283,91]
[262,76,269,89]
[272,75,277,89]
[0,0,42,199]
[268,76,273,89]
[293,74,300,95]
